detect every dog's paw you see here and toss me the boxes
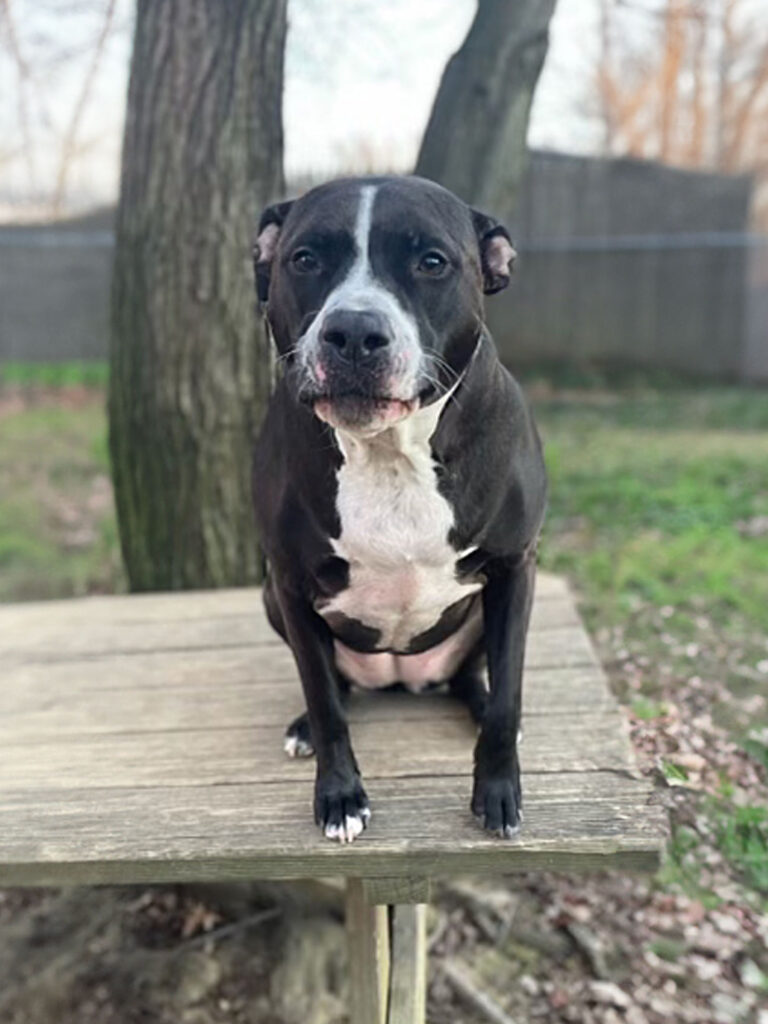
[315,771,370,844]
[471,770,522,839]
[283,712,315,759]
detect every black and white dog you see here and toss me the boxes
[252,175,547,843]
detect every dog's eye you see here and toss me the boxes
[417,250,448,276]
[291,248,319,273]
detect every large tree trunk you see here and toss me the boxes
[109,0,286,591]
[415,0,557,214]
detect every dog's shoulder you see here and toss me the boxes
[432,336,547,555]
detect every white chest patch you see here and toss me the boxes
[318,398,483,689]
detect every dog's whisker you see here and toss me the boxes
[275,345,299,365]
[420,365,464,412]
[423,347,460,383]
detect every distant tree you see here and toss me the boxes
[415,0,558,213]
[109,0,286,590]
[0,0,126,216]
[592,0,768,226]
[594,0,768,175]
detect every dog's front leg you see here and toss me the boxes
[472,551,536,838]
[274,584,369,843]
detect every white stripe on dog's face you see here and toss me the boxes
[297,185,424,401]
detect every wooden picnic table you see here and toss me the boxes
[0,573,665,1023]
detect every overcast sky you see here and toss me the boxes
[284,0,602,177]
[0,0,603,211]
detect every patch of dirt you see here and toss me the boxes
[0,886,344,1024]
[0,385,101,419]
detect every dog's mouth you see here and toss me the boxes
[303,377,442,433]
[311,392,423,433]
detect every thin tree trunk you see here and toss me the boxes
[598,0,616,156]
[414,0,557,214]
[687,2,708,165]
[658,0,685,162]
[109,0,286,591]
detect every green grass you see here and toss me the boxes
[532,385,768,907]
[631,697,669,720]
[655,825,723,909]
[0,394,123,601]
[537,405,768,630]
[0,361,109,389]
[534,389,768,693]
[714,802,768,893]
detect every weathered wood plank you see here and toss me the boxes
[388,903,427,1024]
[0,774,666,887]
[363,877,431,906]
[0,770,655,817]
[0,665,614,736]
[0,572,666,889]
[347,879,390,1024]
[0,623,597,672]
[0,711,634,788]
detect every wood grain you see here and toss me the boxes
[388,903,427,1024]
[0,575,666,887]
[363,877,431,906]
[347,879,390,1024]
[0,664,615,733]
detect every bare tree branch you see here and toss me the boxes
[0,0,37,184]
[51,0,118,214]
[591,0,768,186]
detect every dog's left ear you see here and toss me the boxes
[471,209,517,295]
[253,199,295,303]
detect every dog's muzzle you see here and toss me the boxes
[298,306,423,434]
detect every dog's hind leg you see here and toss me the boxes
[284,675,351,759]
[284,711,315,758]
[262,569,288,641]
[265,571,321,758]
[265,570,324,759]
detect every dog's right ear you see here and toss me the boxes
[253,199,295,304]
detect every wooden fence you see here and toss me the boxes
[0,153,765,381]
[488,151,762,381]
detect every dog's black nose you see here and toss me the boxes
[321,309,392,363]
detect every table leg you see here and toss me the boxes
[347,878,390,1024]
[388,902,427,1024]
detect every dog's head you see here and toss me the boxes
[254,175,515,436]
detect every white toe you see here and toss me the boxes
[284,734,314,759]
[323,811,369,843]
[344,814,364,840]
